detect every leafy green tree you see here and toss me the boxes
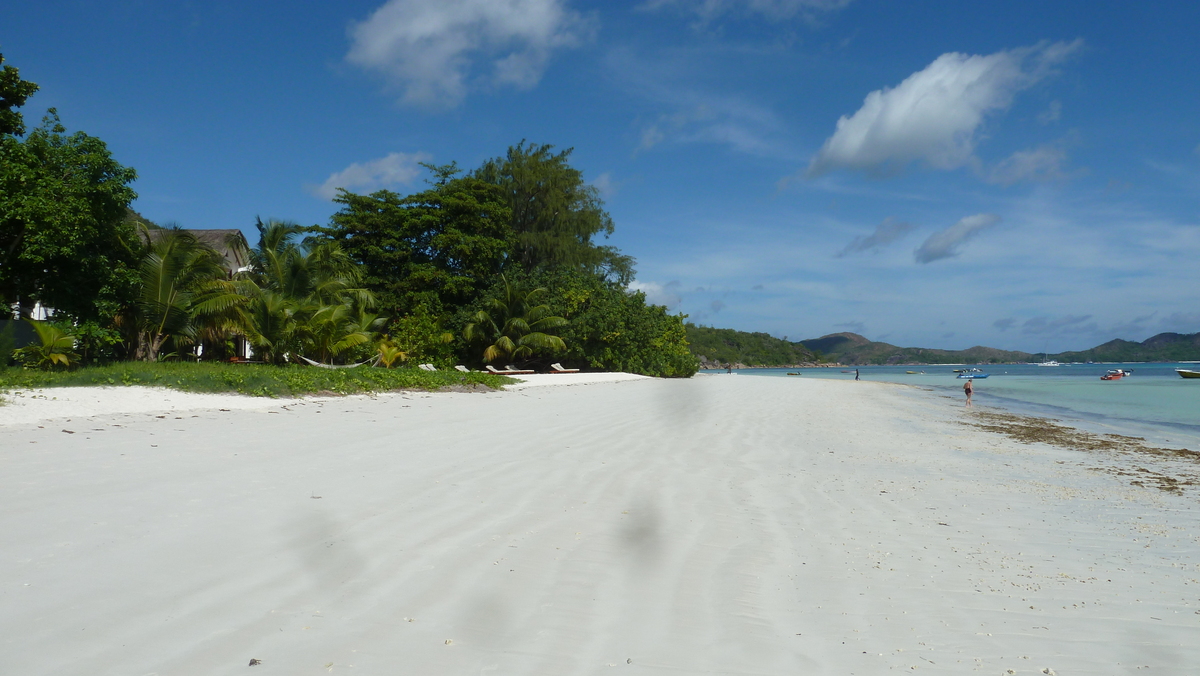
[0,52,39,136]
[475,142,635,284]
[0,108,140,321]
[464,276,567,364]
[320,164,513,317]
[386,304,455,366]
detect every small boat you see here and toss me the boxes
[905,370,925,374]
[1037,360,1061,367]
[1177,369,1200,379]
[786,372,802,376]
[956,373,989,379]
[1101,369,1132,380]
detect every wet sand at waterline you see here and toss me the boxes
[2,375,1198,674]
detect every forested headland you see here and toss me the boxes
[0,52,696,384]
[685,324,819,367]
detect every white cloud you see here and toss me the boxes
[987,145,1066,185]
[835,216,914,257]
[642,0,853,23]
[629,280,682,309]
[807,40,1082,177]
[347,0,592,108]
[1160,311,1200,334]
[1037,99,1062,124]
[635,99,786,157]
[1021,314,1094,335]
[592,171,616,197]
[914,213,1001,263]
[309,151,432,200]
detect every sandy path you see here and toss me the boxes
[1,376,1197,674]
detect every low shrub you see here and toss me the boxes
[0,362,512,398]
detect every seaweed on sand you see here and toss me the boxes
[964,410,1200,494]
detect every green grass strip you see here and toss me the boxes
[0,363,514,398]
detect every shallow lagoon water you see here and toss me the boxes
[719,363,1200,450]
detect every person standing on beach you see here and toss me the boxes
[963,378,974,407]
[855,369,859,381]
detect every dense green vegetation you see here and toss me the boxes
[1,52,694,381]
[685,324,817,366]
[1052,332,1200,363]
[503,269,696,376]
[0,363,510,398]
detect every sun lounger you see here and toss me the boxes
[454,365,472,373]
[549,362,580,373]
[418,363,437,371]
[486,365,534,375]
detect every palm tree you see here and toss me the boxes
[464,276,567,364]
[239,219,381,364]
[14,321,79,369]
[133,227,239,361]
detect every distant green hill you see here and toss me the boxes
[686,325,1200,367]
[685,324,817,366]
[800,332,1031,365]
[1052,332,1200,362]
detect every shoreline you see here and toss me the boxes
[3,376,1198,673]
[0,372,650,427]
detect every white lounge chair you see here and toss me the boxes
[486,365,534,375]
[418,363,438,371]
[454,365,473,373]
[297,355,374,369]
[549,362,580,373]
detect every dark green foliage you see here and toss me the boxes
[474,268,695,377]
[320,165,513,317]
[686,324,817,366]
[475,142,635,285]
[241,219,380,365]
[0,319,36,365]
[385,304,455,366]
[0,109,140,321]
[0,52,38,136]
[69,320,125,365]
[463,276,568,363]
[0,362,511,398]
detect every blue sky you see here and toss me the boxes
[6,0,1199,352]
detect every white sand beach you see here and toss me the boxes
[2,375,1198,675]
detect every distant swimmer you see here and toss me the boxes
[963,378,974,407]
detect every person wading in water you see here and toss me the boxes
[963,378,974,407]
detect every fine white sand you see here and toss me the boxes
[2,376,1198,674]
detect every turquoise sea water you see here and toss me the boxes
[715,363,1200,450]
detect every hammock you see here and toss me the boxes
[296,355,378,369]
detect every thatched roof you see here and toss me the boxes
[145,228,250,272]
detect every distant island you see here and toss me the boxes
[686,324,1200,367]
